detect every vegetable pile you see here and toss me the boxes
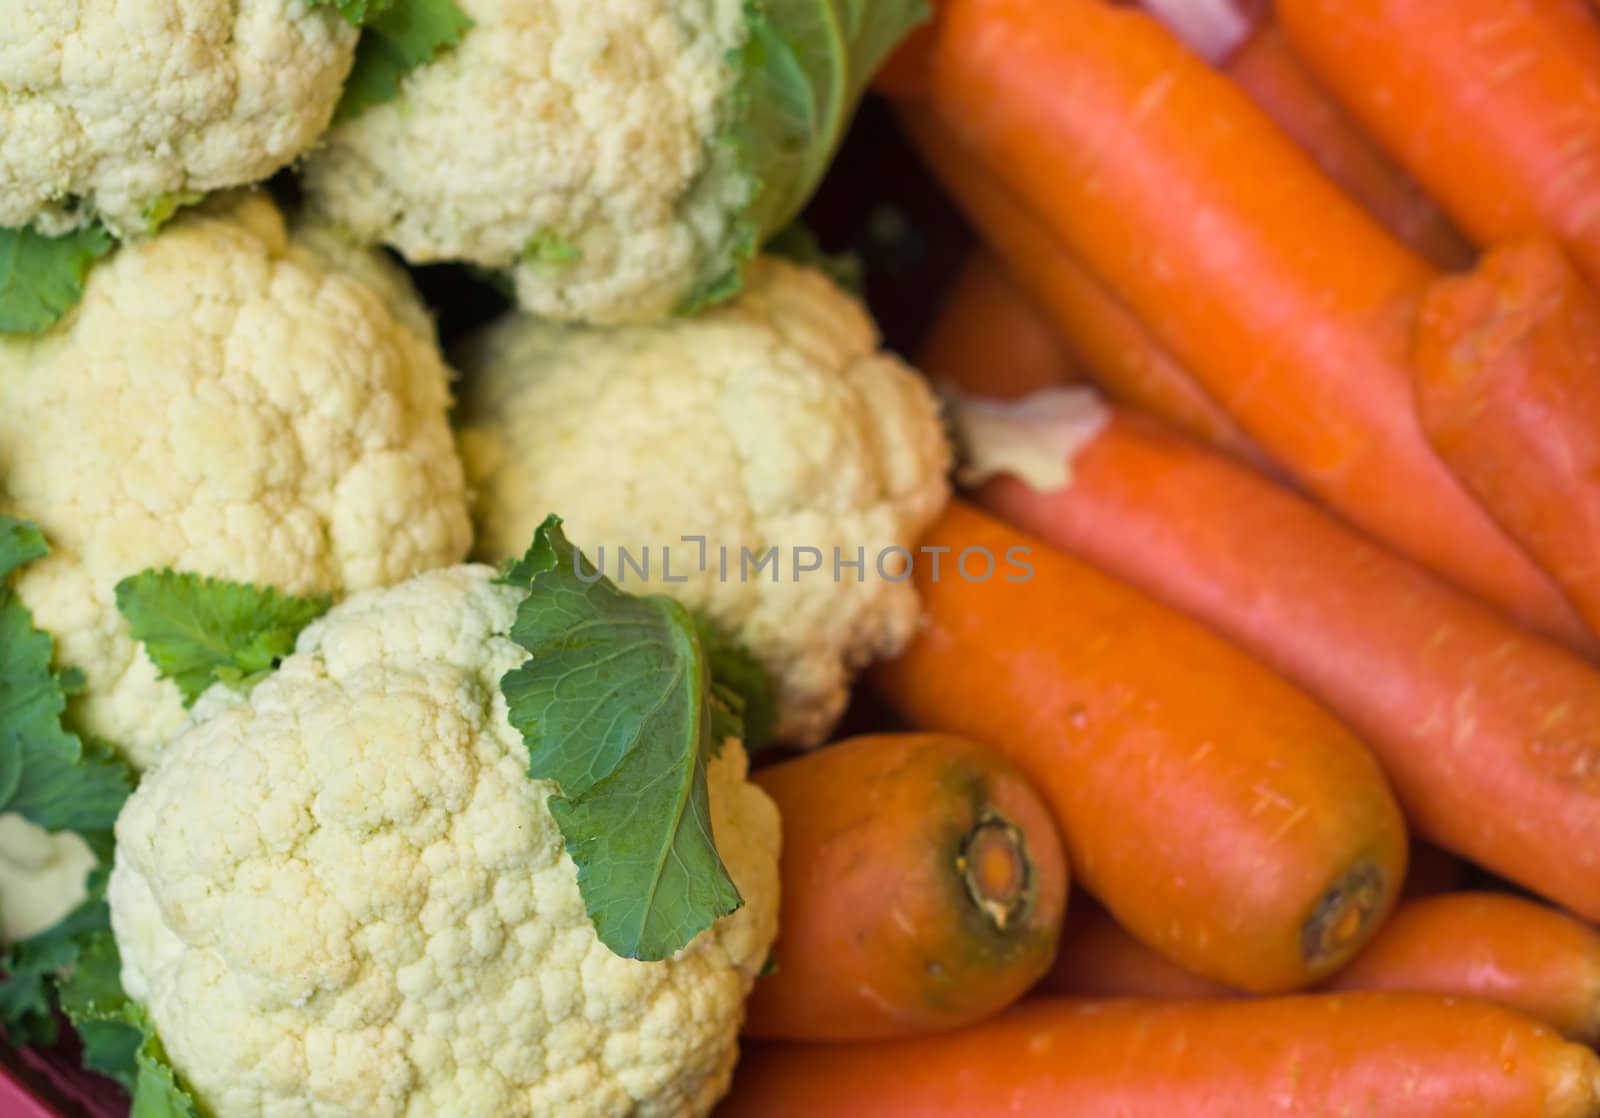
[4,0,1600,1115]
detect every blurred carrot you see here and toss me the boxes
[1412,238,1600,638]
[1041,897,1238,999]
[903,113,1273,469]
[1277,0,1600,286]
[923,0,1593,649]
[870,501,1408,993]
[1325,893,1600,1046]
[745,732,1069,1041]
[972,409,1600,920]
[919,254,1076,400]
[720,995,1600,1118]
[1220,21,1473,269]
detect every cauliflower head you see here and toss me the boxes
[303,0,748,325]
[0,192,473,769]
[0,817,95,942]
[1,0,357,238]
[456,256,951,746]
[108,565,781,1118]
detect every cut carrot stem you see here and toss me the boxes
[1041,896,1239,999]
[901,111,1273,470]
[1220,21,1474,270]
[975,410,1600,920]
[1277,0,1600,287]
[920,253,1078,401]
[923,0,1593,649]
[1324,893,1600,1046]
[744,732,1069,1041]
[869,501,1408,993]
[720,995,1600,1118]
[1412,238,1600,639]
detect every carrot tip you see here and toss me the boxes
[959,814,1033,931]
[1299,859,1388,969]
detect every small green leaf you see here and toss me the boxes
[500,517,743,961]
[0,224,115,335]
[139,192,204,237]
[335,0,473,120]
[522,232,584,272]
[306,0,394,24]
[115,570,331,705]
[693,614,777,754]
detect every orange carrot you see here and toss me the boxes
[1412,238,1600,639]
[923,0,1593,649]
[1278,0,1600,286]
[1220,21,1474,269]
[744,732,1069,1041]
[972,410,1600,920]
[720,995,1600,1118]
[902,112,1274,469]
[869,501,1408,992]
[920,253,1077,401]
[1041,897,1238,999]
[1325,893,1600,1046]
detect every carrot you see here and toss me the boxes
[919,253,1076,401]
[743,732,1069,1041]
[1412,238,1600,639]
[923,0,1594,649]
[972,409,1600,920]
[902,112,1273,469]
[869,501,1408,993]
[1325,893,1600,1046]
[1220,21,1474,269]
[1277,0,1600,286]
[1041,896,1238,999]
[719,995,1600,1118]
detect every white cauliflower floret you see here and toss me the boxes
[108,566,781,1118]
[456,257,951,746]
[0,192,473,769]
[303,0,748,325]
[1,0,357,237]
[0,818,95,942]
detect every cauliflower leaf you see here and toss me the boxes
[689,0,928,309]
[334,0,474,120]
[0,516,132,833]
[115,570,332,706]
[307,0,393,21]
[0,225,115,335]
[500,516,751,961]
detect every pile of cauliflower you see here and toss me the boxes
[0,3,949,1108]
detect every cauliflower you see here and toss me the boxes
[301,0,929,324]
[0,818,95,942]
[108,565,781,1118]
[0,191,473,769]
[0,0,357,238]
[456,256,951,746]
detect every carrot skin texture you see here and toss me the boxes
[719,995,1600,1118]
[744,732,1069,1041]
[1220,21,1474,270]
[979,414,1600,920]
[870,501,1408,992]
[1324,893,1600,1046]
[925,0,1592,649]
[1042,897,1239,999]
[919,253,1077,401]
[1413,239,1600,638]
[1278,0,1600,287]
[902,111,1272,468]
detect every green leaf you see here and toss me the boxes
[500,516,743,961]
[0,516,133,834]
[306,0,395,24]
[765,222,865,296]
[521,232,583,272]
[693,614,777,755]
[0,224,115,335]
[335,0,473,120]
[139,192,204,237]
[684,0,928,311]
[115,570,331,706]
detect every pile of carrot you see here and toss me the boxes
[718,0,1600,1112]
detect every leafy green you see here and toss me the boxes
[335,0,473,120]
[0,515,133,833]
[684,0,929,311]
[522,232,584,272]
[0,224,115,335]
[115,570,331,705]
[139,192,204,237]
[499,516,746,961]
[765,222,865,296]
[693,614,777,754]
[307,0,394,23]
